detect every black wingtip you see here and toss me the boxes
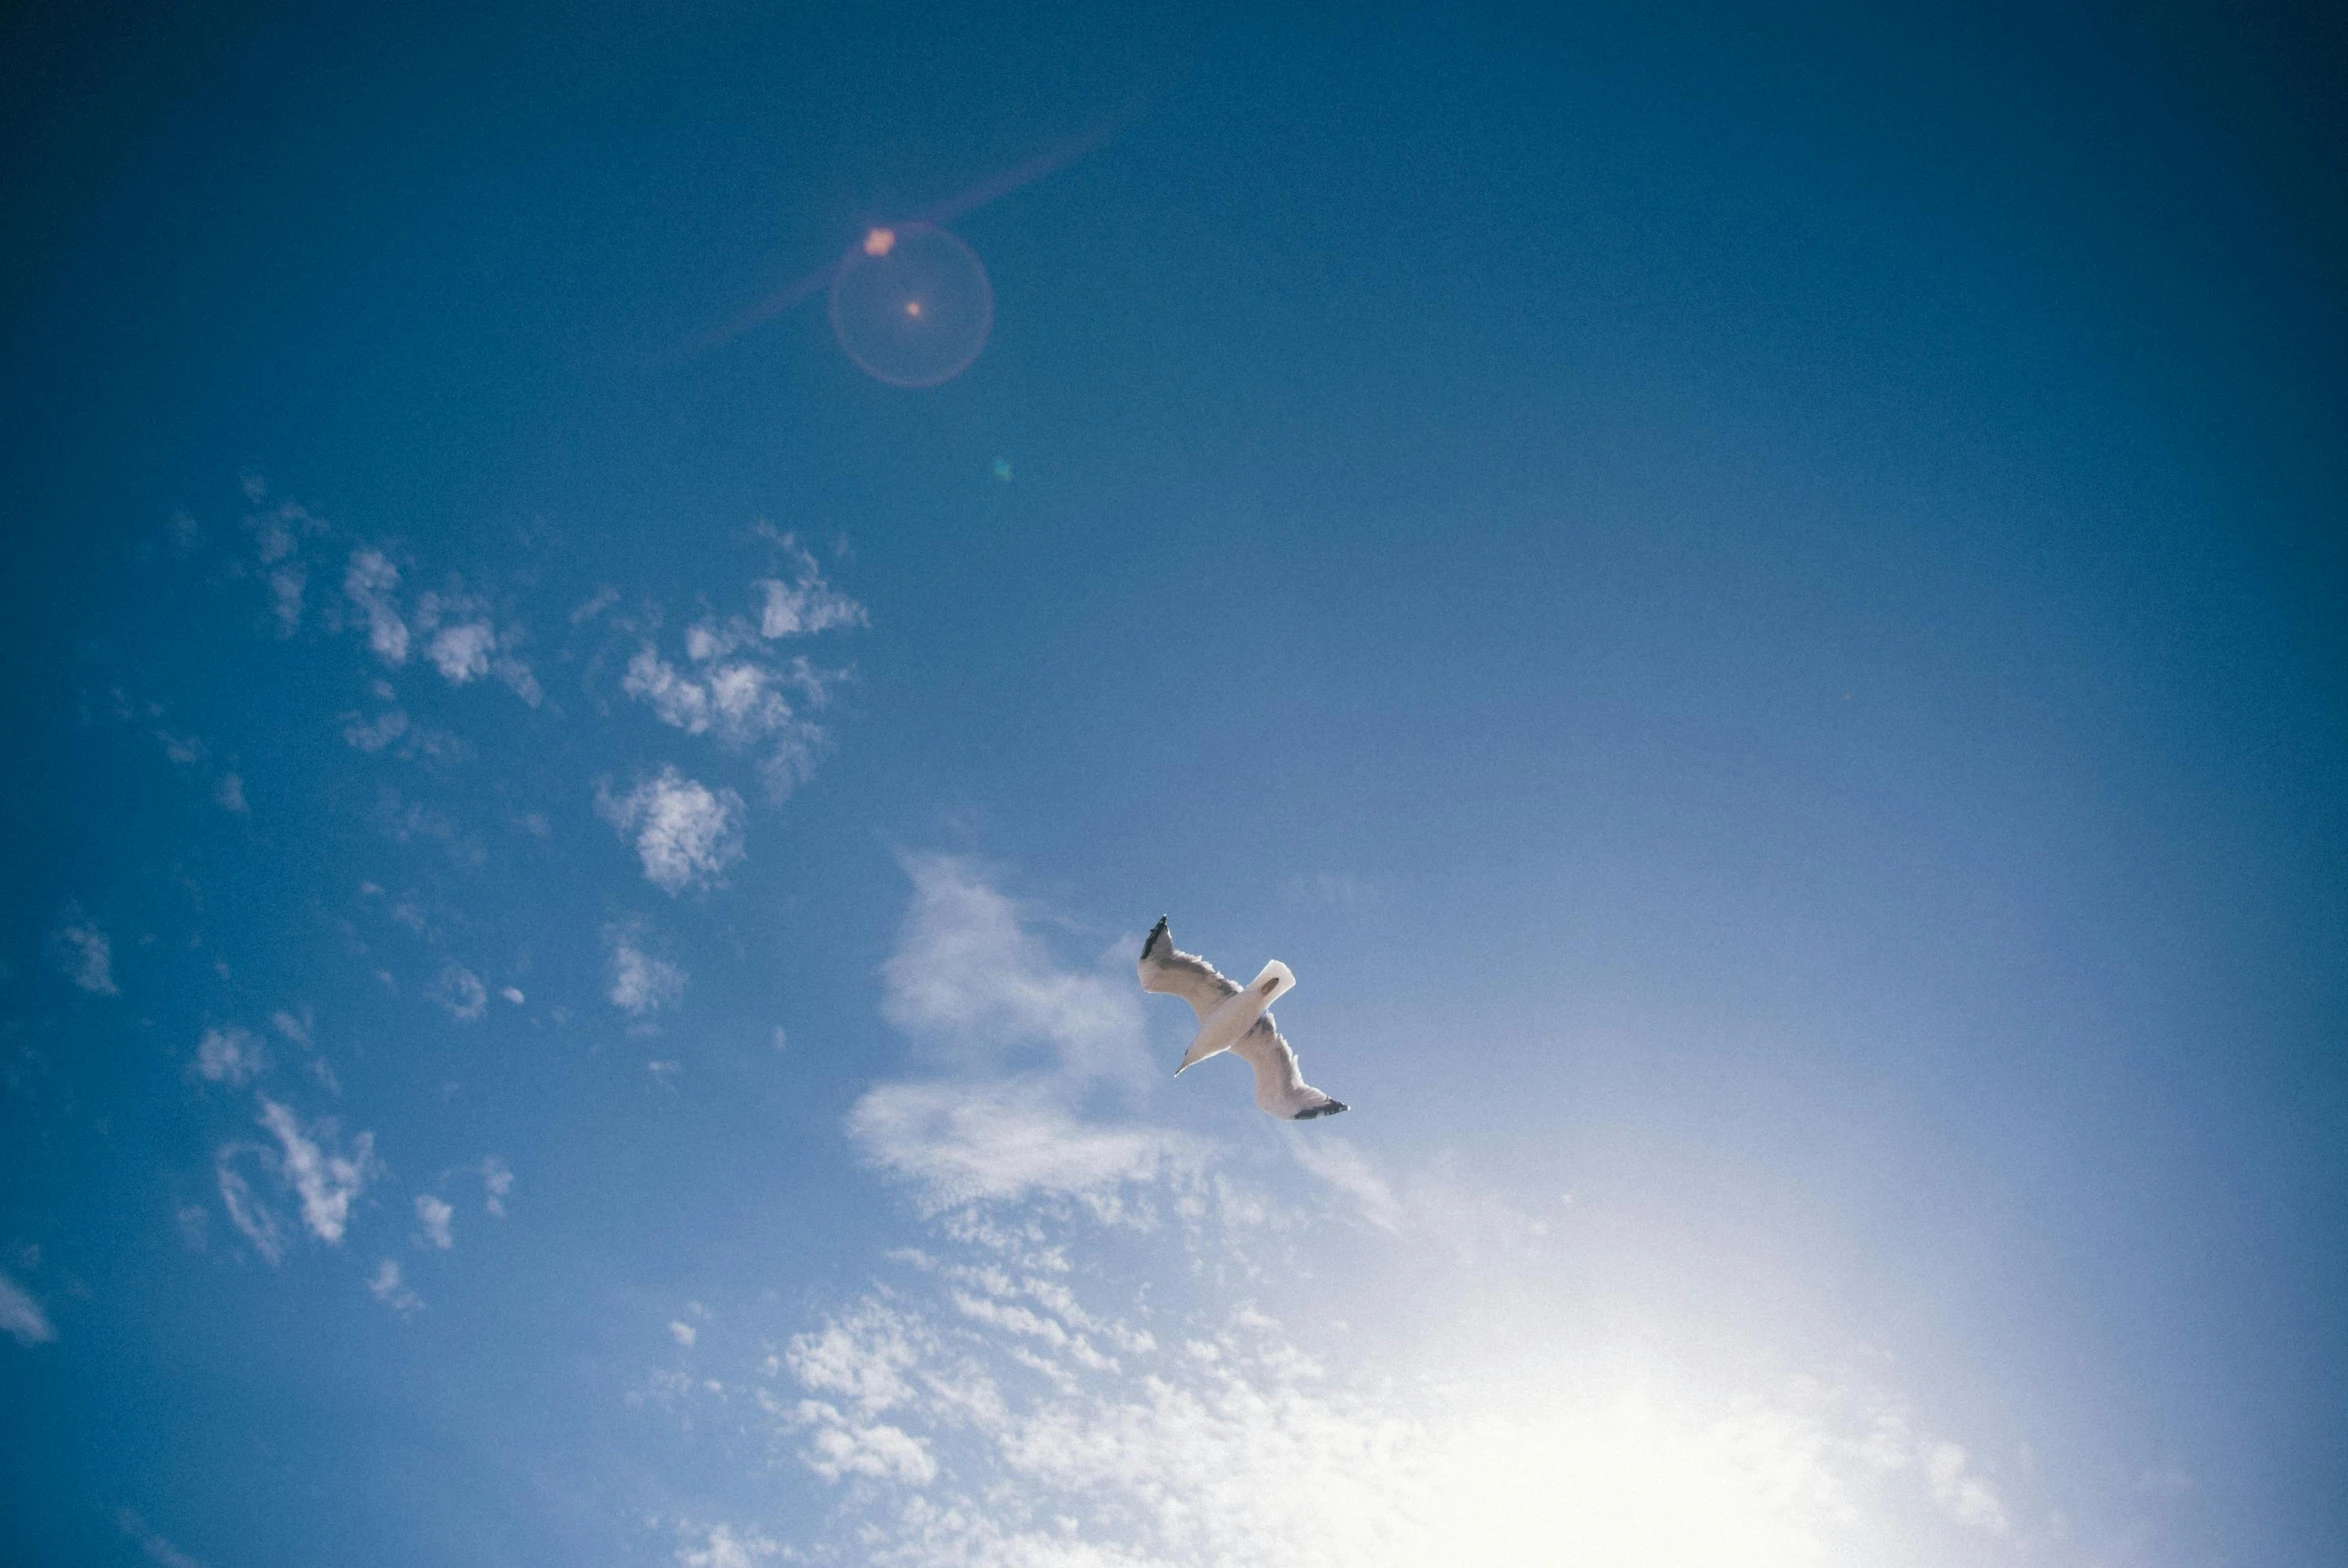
[1142,915,1168,960]
[1294,1099,1349,1120]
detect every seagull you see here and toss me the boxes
[1138,916,1348,1121]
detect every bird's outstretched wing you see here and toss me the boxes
[1232,1014,1348,1121]
[1137,916,1239,1022]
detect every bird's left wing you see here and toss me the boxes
[1232,1014,1348,1120]
[1138,916,1240,1022]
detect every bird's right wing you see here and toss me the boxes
[1137,916,1240,1022]
[1233,1014,1347,1121]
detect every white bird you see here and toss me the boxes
[1138,916,1348,1121]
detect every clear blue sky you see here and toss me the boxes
[3,3,2342,1564]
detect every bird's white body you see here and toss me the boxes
[1139,919,1345,1121]
[1179,959,1294,1074]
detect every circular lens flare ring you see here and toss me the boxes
[827,222,992,388]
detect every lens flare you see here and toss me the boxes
[827,222,993,388]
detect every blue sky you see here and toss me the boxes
[3,3,2343,1564]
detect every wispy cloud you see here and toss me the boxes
[606,923,687,1015]
[256,1099,376,1245]
[344,549,410,667]
[413,1194,454,1251]
[412,588,541,704]
[670,1521,780,1568]
[599,768,745,894]
[0,1272,56,1347]
[50,908,118,996]
[848,1082,1202,1216]
[752,531,867,637]
[628,853,2046,1566]
[619,541,860,801]
[847,853,1201,1216]
[482,1156,514,1216]
[215,1149,289,1264]
[191,1026,269,1087]
[369,1258,422,1317]
[879,852,1152,1085]
[1924,1440,2010,1533]
[431,963,488,1022]
[117,1509,205,1568]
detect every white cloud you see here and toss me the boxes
[341,708,409,752]
[842,855,1211,1219]
[629,849,2050,1568]
[344,549,410,666]
[1924,1441,2009,1533]
[214,1150,288,1264]
[672,1522,779,1568]
[712,1206,2036,1568]
[1283,1133,1405,1232]
[215,773,248,813]
[431,964,488,1022]
[621,648,833,802]
[786,1301,922,1415]
[192,1026,268,1087]
[606,924,687,1015]
[268,563,306,635]
[754,532,867,637]
[410,589,541,704]
[751,1260,1923,1568]
[0,1272,56,1347]
[482,1156,514,1216]
[427,619,494,683]
[670,1320,698,1348]
[51,910,118,996]
[793,1403,937,1485]
[270,1009,313,1047]
[880,852,1152,1085]
[617,548,857,801]
[369,1258,421,1317]
[117,1509,205,1568]
[598,768,745,894]
[257,1099,376,1246]
[849,1081,1203,1216]
[413,1194,454,1251]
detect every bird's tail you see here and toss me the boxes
[1246,959,1295,1005]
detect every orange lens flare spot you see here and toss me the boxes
[904,300,923,318]
[863,227,896,257]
